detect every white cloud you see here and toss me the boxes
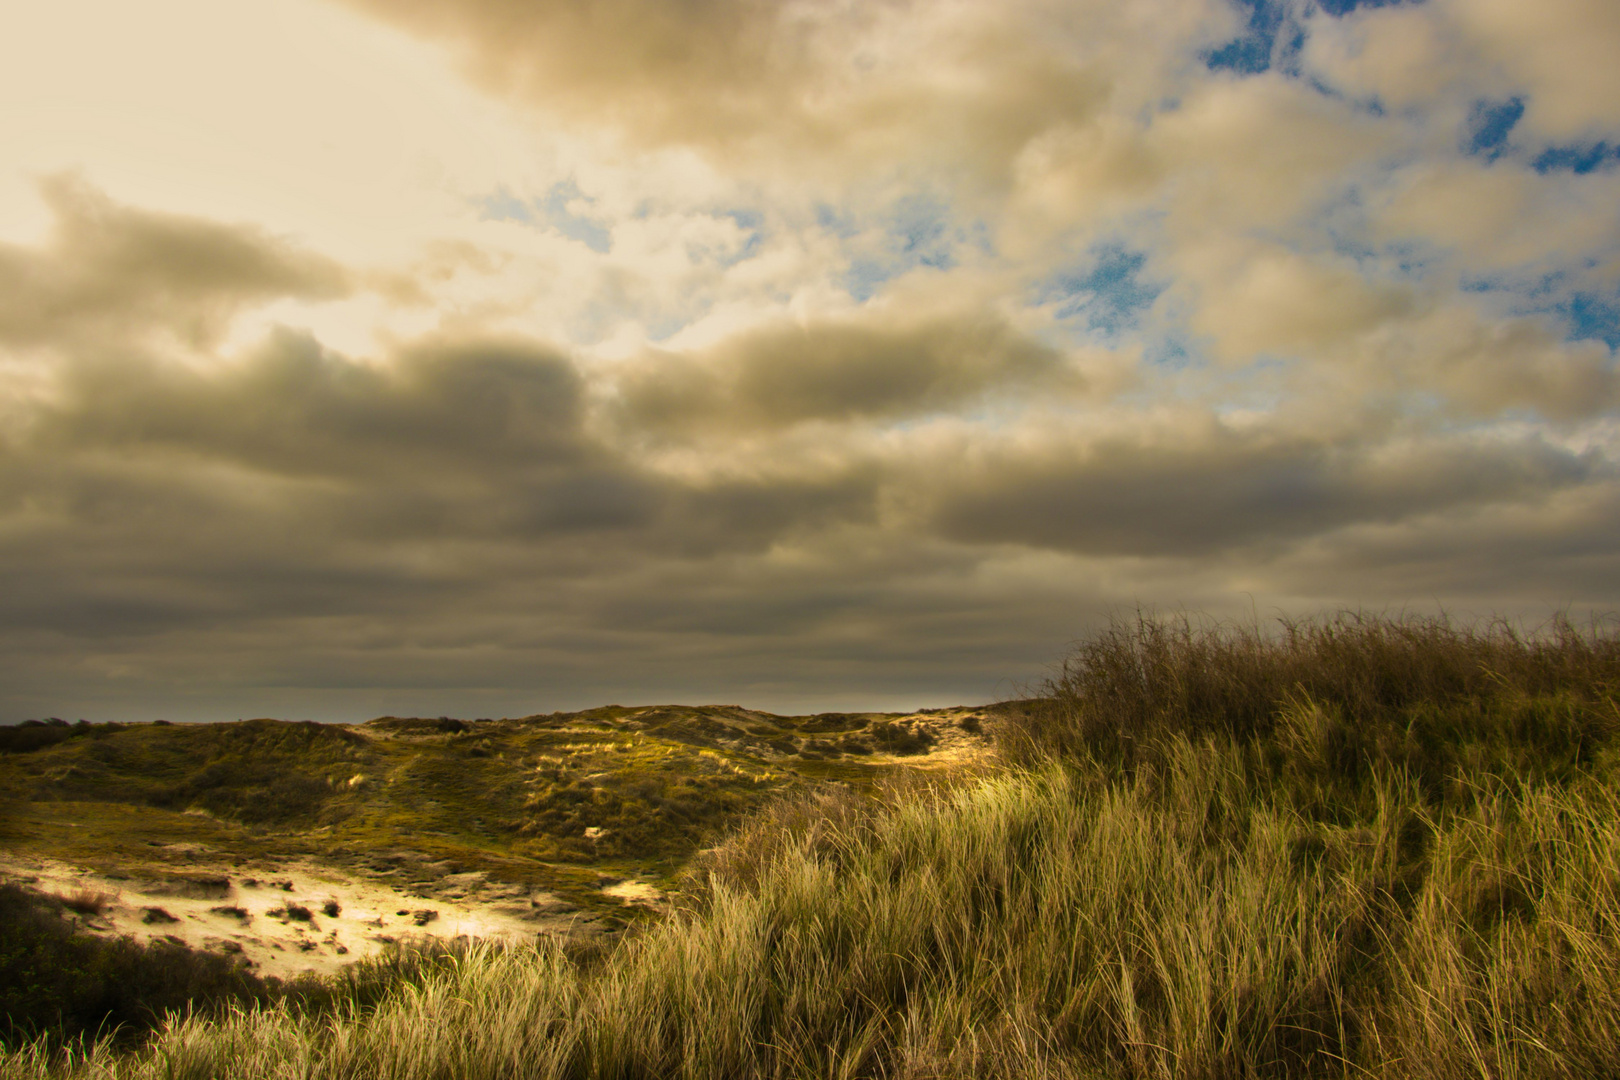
[1448,0,1620,141]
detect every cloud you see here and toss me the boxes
[41,330,594,479]
[1267,478,1620,604]
[0,176,350,348]
[334,0,1231,186]
[1371,161,1620,273]
[2,292,1615,717]
[1180,242,1415,363]
[614,305,1077,436]
[1303,0,1620,143]
[1365,307,1620,421]
[1448,0,1620,142]
[5,314,897,577]
[1301,3,1469,111]
[341,0,798,138]
[1151,74,1394,235]
[923,419,1595,557]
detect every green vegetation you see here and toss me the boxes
[0,705,989,908]
[0,703,993,1051]
[5,613,1619,1078]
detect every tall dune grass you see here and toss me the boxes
[6,612,1619,1079]
[1011,610,1617,777]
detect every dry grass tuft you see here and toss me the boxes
[53,891,111,918]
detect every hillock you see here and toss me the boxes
[0,702,1001,1049]
[5,613,1619,1079]
[0,703,999,904]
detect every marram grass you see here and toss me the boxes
[7,612,1620,1079]
[9,751,1620,1079]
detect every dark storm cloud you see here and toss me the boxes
[616,310,1073,435]
[1266,480,1620,604]
[0,308,895,667]
[2,279,1608,675]
[925,426,1599,557]
[40,330,594,478]
[17,321,902,553]
[0,176,349,347]
[3,298,1615,719]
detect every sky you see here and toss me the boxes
[2,0,1618,722]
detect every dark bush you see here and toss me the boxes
[0,884,276,1047]
[1,720,131,755]
[0,722,81,755]
[869,720,937,755]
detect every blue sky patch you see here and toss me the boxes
[1145,333,1194,371]
[1464,97,1524,160]
[540,181,612,254]
[474,182,612,253]
[841,195,964,301]
[1039,245,1163,337]
[475,187,534,225]
[890,195,953,270]
[1379,239,1441,281]
[1461,271,1620,349]
[1205,0,1285,75]
[1566,293,1620,349]
[814,203,859,239]
[1316,0,1411,16]
[1204,0,1306,75]
[1205,0,1417,75]
[846,259,895,303]
[1533,142,1620,175]
[708,208,765,267]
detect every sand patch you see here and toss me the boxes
[599,879,665,908]
[0,853,595,979]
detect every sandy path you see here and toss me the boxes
[0,852,594,979]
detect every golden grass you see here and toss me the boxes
[6,612,1619,1078]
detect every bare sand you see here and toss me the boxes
[0,852,605,979]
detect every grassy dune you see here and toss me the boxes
[5,613,1619,1079]
[0,704,994,915]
